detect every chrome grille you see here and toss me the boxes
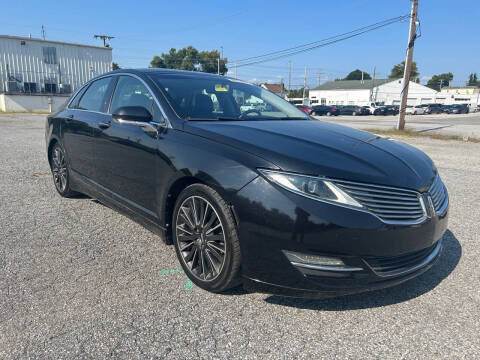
[429,175,448,213]
[364,239,441,277]
[333,180,426,223]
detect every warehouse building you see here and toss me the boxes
[309,79,439,107]
[0,34,112,112]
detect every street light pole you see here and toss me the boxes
[397,0,418,130]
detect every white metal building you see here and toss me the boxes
[309,79,439,107]
[0,34,112,111]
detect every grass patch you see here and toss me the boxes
[363,128,480,143]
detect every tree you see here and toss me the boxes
[389,61,419,80]
[467,73,479,86]
[343,69,372,81]
[426,73,454,91]
[287,88,308,98]
[112,62,120,70]
[150,46,228,74]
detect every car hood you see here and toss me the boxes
[184,120,436,191]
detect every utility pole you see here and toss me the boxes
[361,71,364,83]
[220,46,224,59]
[217,58,220,75]
[371,66,377,102]
[288,61,292,91]
[318,68,322,87]
[41,25,46,40]
[234,61,238,79]
[397,0,419,130]
[94,34,115,47]
[302,66,307,103]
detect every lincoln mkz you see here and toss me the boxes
[46,69,449,298]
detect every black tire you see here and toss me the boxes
[172,184,242,292]
[49,143,79,198]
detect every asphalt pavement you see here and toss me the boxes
[313,112,480,138]
[0,113,479,359]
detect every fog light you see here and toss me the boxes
[283,250,344,266]
[283,250,363,271]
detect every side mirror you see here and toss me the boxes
[112,106,152,123]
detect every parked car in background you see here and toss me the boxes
[423,103,443,114]
[338,105,365,116]
[440,105,453,114]
[373,105,397,116]
[373,106,387,115]
[367,102,384,115]
[449,104,469,114]
[405,105,426,115]
[311,105,339,116]
[296,105,313,115]
[359,106,371,115]
[384,105,399,115]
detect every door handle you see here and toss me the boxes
[98,121,111,130]
[65,114,74,122]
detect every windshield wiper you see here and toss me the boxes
[215,117,243,121]
[185,117,221,121]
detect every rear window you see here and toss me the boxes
[77,77,113,112]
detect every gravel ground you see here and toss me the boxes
[0,113,479,359]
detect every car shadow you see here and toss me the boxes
[263,229,461,310]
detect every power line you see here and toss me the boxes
[233,14,410,68]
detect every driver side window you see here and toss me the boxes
[110,76,154,114]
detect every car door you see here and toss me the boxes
[93,75,166,218]
[62,76,114,180]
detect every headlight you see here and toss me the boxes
[259,169,363,208]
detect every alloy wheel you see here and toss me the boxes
[52,146,67,192]
[175,196,226,281]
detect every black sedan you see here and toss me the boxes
[374,105,398,116]
[449,104,469,114]
[46,69,448,298]
[424,103,443,114]
[338,105,364,116]
[311,105,339,116]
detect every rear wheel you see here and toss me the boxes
[172,184,241,292]
[326,111,331,116]
[50,143,78,197]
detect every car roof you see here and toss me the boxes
[101,68,229,81]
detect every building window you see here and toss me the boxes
[321,98,326,105]
[42,47,57,64]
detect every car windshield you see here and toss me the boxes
[149,74,309,121]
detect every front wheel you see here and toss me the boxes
[326,112,331,116]
[172,184,242,292]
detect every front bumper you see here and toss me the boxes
[234,176,449,298]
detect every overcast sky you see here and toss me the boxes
[3,0,478,88]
